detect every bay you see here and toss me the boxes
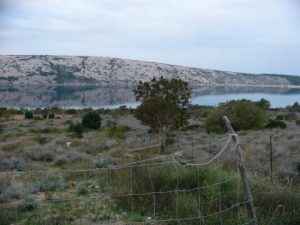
[0,85,299,109]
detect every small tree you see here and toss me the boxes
[24,111,33,119]
[206,100,267,133]
[255,98,271,110]
[69,122,84,138]
[82,111,102,129]
[134,77,191,152]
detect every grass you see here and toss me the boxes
[0,107,299,225]
[106,125,131,139]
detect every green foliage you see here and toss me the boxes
[69,122,84,138]
[255,98,271,110]
[284,113,297,121]
[0,124,4,134]
[33,174,69,192]
[17,197,39,211]
[296,120,300,126]
[77,184,89,195]
[265,119,287,129]
[0,157,26,171]
[113,165,242,225]
[0,186,25,201]
[66,108,77,114]
[166,133,177,146]
[24,111,33,119]
[48,113,55,119]
[205,100,268,133]
[0,108,18,118]
[134,77,191,133]
[82,111,102,129]
[180,124,201,131]
[107,125,130,139]
[288,102,300,112]
[29,128,60,134]
[276,115,283,120]
[34,136,48,145]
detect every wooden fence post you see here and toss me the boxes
[222,116,258,225]
[270,135,273,179]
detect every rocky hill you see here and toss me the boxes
[0,55,299,87]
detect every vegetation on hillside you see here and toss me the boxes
[205,100,268,133]
[0,94,299,224]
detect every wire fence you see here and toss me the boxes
[0,132,256,225]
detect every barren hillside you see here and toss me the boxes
[0,55,299,86]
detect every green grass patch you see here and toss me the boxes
[107,125,131,139]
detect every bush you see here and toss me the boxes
[295,120,300,126]
[35,136,48,145]
[180,124,201,131]
[107,125,130,139]
[0,157,26,171]
[17,197,39,211]
[265,119,287,129]
[69,122,84,138]
[205,100,267,133]
[43,113,48,119]
[255,98,271,110]
[24,111,33,119]
[66,109,77,114]
[32,150,55,162]
[48,113,55,119]
[82,111,102,129]
[166,133,177,146]
[54,155,68,166]
[1,186,25,200]
[276,115,283,120]
[0,124,4,134]
[283,113,297,121]
[94,157,116,168]
[77,184,89,195]
[33,174,69,192]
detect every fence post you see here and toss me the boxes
[269,135,273,179]
[222,116,258,225]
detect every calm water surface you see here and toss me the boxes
[0,85,299,108]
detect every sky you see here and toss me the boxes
[0,0,300,75]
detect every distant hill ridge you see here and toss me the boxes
[0,55,299,87]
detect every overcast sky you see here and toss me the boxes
[0,0,299,75]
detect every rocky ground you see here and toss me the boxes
[1,55,299,87]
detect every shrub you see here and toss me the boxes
[107,125,130,139]
[276,115,283,120]
[32,150,54,162]
[0,124,4,134]
[48,113,55,119]
[66,109,77,114]
[255,98,271,110]
[283,113,297,121]
[265,119,287,129]
[33,174,69,192]
[43,113,48,119]
[82,111,102,129]
[0,186,25,200]
[69,122,83,138]
[166,133,177,146]
[54,155,68,166]
[77,184,89,195]
[0,157,26,171]
[296,120,300,126]
[180,124,201,131]
[94,158,116,168]
[205,100,267,133]
[24,111,33,119]
[17,197,39,211]
[35,136,48,145]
